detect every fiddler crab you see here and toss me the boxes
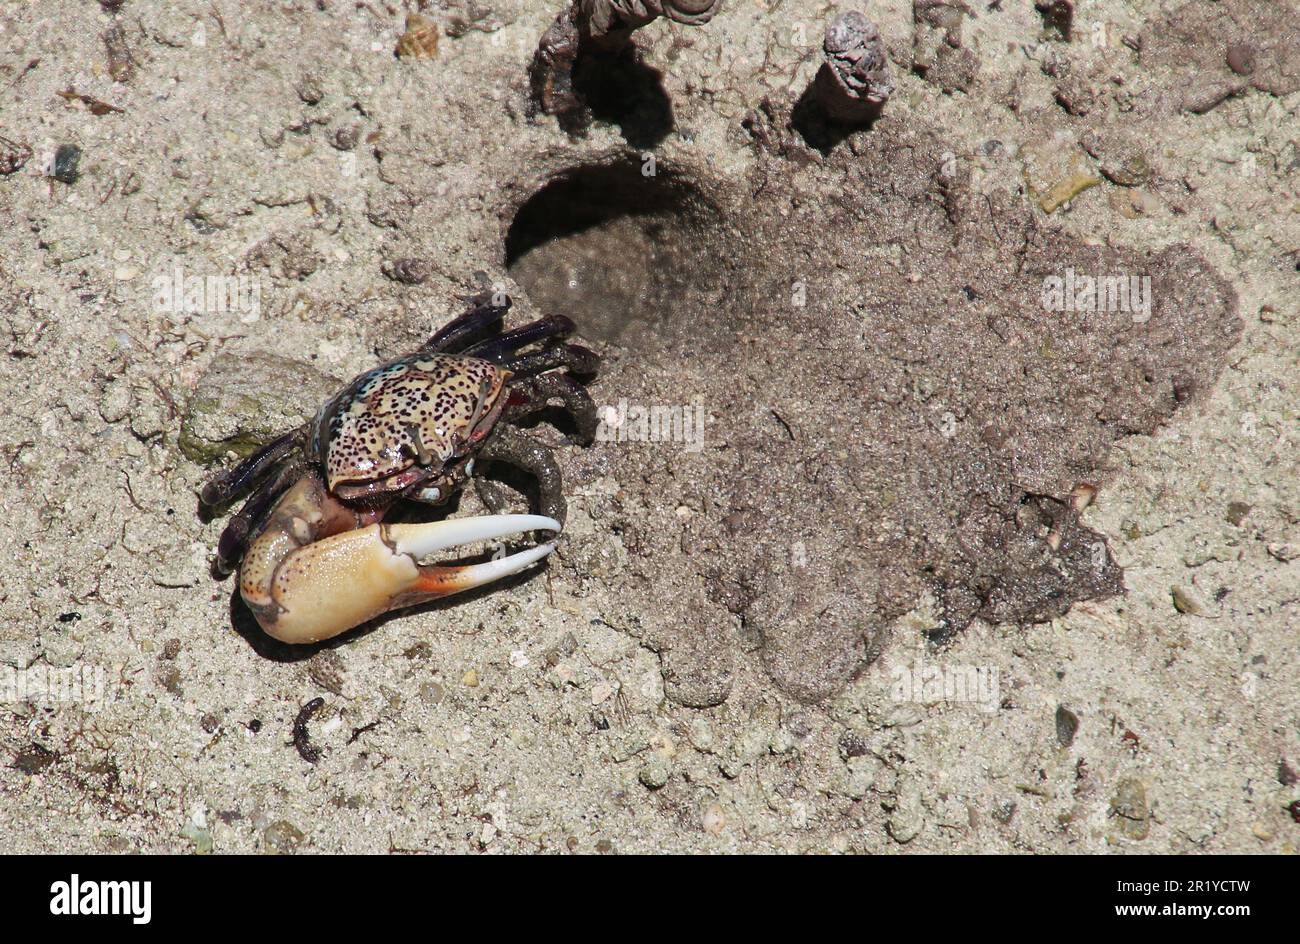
[199,294,598,644]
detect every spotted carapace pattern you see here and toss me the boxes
[311,353,510,494]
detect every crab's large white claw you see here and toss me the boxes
[244,514,560,644]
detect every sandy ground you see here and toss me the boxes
[0,0,1296,853]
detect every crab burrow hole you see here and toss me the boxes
[504,160,740,352]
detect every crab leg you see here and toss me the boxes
[238,475,559,643]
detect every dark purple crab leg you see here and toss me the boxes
[200,429,303,508]
[420,294,512,355]
[463,314,576,363]
[501,341,600,379]
[504,372,599,444]
[474,425,568,525]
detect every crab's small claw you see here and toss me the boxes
[243,514,559,644]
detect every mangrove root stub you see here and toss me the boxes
[813,11,894,124]
[582,0,722,51]
[531,6,585,122]
[530,0,724,126]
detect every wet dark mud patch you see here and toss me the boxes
[1140,0,1300,113]
[503,116,1240,706]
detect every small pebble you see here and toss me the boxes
[688,717,715,753]
[1226,43,1256,76]
[155,665,182,695]
[180,823,213,855]
[838,730,869,759]
[1070,482,1097,513]
[887,778,924,843]
[639,757,670,790]
[296,76,323,105]
[262,820,305,854]
[1102,154,1150,188]
[330,125,360,151]
[1055,705,1080,747]
[383,257,432,285]
[51,144,82,184]
[702,803,725,836]
[461,668,479,688]
[1110,778,1149,840]
[396,13,439,59]
[1171,585,1209,616]
[1225,501,1252,526]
